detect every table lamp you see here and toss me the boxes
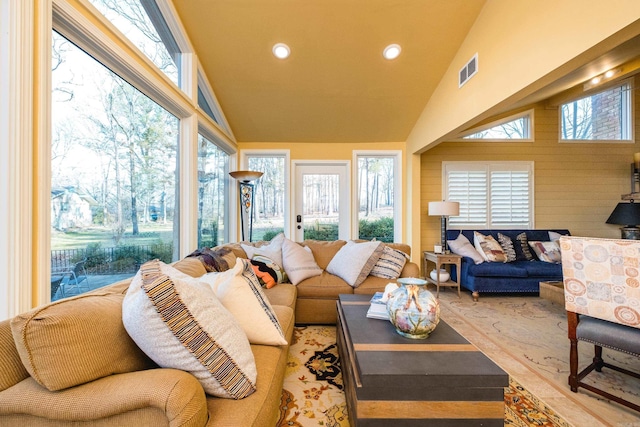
[606,200,640,240]
[428,201,460,253]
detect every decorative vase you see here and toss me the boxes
[386,278,440,339]
[429,269,450,283]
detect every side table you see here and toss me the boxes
[423,251,462,298]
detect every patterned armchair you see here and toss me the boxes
[560,236,640,412]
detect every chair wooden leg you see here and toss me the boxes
[569,337,579,392]
[594,345,604,372]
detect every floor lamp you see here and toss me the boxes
[229,171,263,241]
[428,201,460,253]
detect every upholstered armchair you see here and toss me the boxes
[560,236,640,412]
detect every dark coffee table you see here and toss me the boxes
[336,294,508,427]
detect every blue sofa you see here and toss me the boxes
[445,229,570,301]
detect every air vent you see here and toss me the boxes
[459,53,478,88]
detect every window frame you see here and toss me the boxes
[353,150,402,241]
[455,109,534,142]
[442,161,534,229]
[558,79,634,143]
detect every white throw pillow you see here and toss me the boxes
[326,240,384,287]
[370,245,408,279]
[122,260,257,399]
[281,238,322,285]
[199,258,287,346]
[241,233,284,267]
[447,233,484,264]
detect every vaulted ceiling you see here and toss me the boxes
[173,0,486,143]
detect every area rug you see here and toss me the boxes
[277,325,570,427]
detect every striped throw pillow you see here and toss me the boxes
[370,245,409,279]
[497,233,517,262]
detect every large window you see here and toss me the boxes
[87,0,180,86]
[461,110,533,141]
[560,81,632,141]
[356,152,401,242]
[244,152,288,241]
[197,135,229,247]
[50,31,180,300]
[443,162,533,229]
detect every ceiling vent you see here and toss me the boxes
[459,53,478,88]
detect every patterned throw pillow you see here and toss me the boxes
[370,245,409,279]
[497,233,517,262]
[200,258,287,346]
[326,240,384,287]
[515,232,536,261]
[122,260,257,399]
[473,232,507,263]
[186,246,236,272]
[528,241,562,263]
[249,255,287,288]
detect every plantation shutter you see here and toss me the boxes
[443,162,533,229]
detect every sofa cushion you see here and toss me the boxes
[529,241,562,263]
[497,233,517,262]
[466,262,528,278]
[262,283,297,309]
[199,259,287,346]
[474,232,507,263]
[172,256,209,277]
[520,260,563,277]
[281,238,323,285]
[326,240,384,287]
[295,271,353,298]
[448,233,484,264]
[122,260,257,399]
[10,292,152,392]
[304,240,347,270]
[370,245,408,279]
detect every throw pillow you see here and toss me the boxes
[249,255,286,289]
[200,259,287,346]
[473,232,507,263]
[515,232,536,261]
[447,233,484,264]
[281,237,322,285]
[241,232,285,267]
[370,245,409,279]
[528,241,562,263]
[497,233,517,262]
[326,240,384,287]
[122,260,257,399]
[186,246,237,272]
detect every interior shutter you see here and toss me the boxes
[447,170,487,227]
[490,171,530,227]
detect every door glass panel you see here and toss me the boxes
[302,174,340,241]
[51,31,180,301]
[248,156,285,241]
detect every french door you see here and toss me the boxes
[293,161,350,241]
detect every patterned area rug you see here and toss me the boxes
[277,325,570,427]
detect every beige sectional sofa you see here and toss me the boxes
[0,239,418,426]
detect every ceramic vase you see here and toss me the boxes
[386,278,440,339]
[429,269,450,282]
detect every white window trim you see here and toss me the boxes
[455,109,534,142]
[241,149,291,239]
[197,66,235,140]
[442,161,535,229]
[558,79,634,143]
[353,150,402,241]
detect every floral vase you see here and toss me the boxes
[386,278,440,339]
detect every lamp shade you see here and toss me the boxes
[428,201,460,217]
[606,202,640,226]
[229,170,263,183]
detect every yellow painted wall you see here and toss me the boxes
[421,77,640,263]
[407,0,640,153]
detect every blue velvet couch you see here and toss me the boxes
[445,229,570,301]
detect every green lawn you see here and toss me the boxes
[51,224,174,250]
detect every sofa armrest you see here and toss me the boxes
[0,319,29,391]
[399,261,420,278]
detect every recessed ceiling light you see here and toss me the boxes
[383,44,401,60]
[272,43,290,59]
